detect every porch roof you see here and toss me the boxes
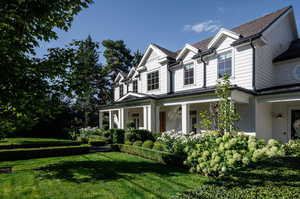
[98,85,254,109]
[256,83,300,96]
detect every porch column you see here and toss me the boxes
[182,104,190,134]
[99,111,103,129]
[120,108,125,129]
[155,106,160,132]
[109,110,113,129]
[143,106,148,129]
[148,105,155,132]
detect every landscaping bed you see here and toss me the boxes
[0,144,90,161]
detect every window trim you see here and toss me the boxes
[147,70,160,91]
[217,50,233,79]
[183,62,195,86]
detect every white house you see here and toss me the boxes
[99,6,300,143]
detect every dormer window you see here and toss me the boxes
[218,51,232,78]
[147,71,159,91]
[133,80,138,93]
[184,63,194,85]
[120,85,124,97]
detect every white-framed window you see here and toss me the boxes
[147,70,159,91]
[133,80,138,93]
[218,51,232,78]
[119,84,124,97]
[184,63,194,85]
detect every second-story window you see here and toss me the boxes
[133,80,138,93]
[218,51,232,78]
[119,84,124,97]
[147,71,159,90]
[184,63,194,85]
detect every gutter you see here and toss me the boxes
[250,39,257,92]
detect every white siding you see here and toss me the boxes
[256,12,297,89]
[274,59,300,86]
[114,86,119,101]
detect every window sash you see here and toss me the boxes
[147,71,159,90]
[120,85,124,97]
[184,64,194,85]
[133,80,138,93]
[218,51,232,78]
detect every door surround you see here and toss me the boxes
[288,106,300,140]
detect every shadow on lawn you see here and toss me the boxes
[207,156,300,188]
[36,155,188,183]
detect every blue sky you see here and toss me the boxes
[37,0,300,60]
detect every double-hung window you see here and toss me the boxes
[147,71,159,91]
[218,51,232,78]
[132,80,138,93]
[119,84,124,97]
[184,63,194,85]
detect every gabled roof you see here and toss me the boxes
[151,43,177,59]
[114,71,128,83]
[273,39,300,63]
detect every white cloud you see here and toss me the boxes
[183,20,221,33]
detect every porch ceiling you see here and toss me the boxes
[257,92,300,103]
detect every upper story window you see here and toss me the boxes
[119,84,124,97]
[218,51,232,78]
[133,80,138,93]
[184,63,194,85]
[147,71,159,91]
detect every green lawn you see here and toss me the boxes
[0,152,207,199]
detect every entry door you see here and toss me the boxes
[291,110,300,139]
[159,112,166,132]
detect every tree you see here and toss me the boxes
[102,40,134,81]
[132,50,144,67]
[199,74,240,133]
[0,0,93,136]
[216,74,240,133]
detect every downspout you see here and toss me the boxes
[250,39,256,92]
[168,67,173,94]
[200,55,207,88]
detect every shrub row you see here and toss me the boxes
[112,144,185,166]
[171,184,300,199]
[0,145,90,161]
[0,140,81,150]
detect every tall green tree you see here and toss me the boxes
[132,50,144,67]
[0,0,93,135]
[102,40,134,81]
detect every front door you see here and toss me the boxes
[159,112,166,132]
[291,110,300,139]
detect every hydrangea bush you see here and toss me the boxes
[157,130,203,155]
[284,139,300,156]
[184,131,285,177]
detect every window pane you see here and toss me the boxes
[218,51,232,78]
[147,71,159,90]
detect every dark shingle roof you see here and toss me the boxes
[273,39,300,62]
[190,6,291,52]
[151,43,178,58]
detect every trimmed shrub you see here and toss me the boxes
[125,129,155,142]
[171,184,300,199]
[126,120,135,129]
[88,138,107,146]
[112,129,125,144]
[153,141,166,152]
[142,140,154,149]
[184,131,285,177]
[113,144,185,166]
[0,140,81,150]
[133,140,143,147]
[0,145,90,161]
[124,141,132,145]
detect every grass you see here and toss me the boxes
[0,152,207,199]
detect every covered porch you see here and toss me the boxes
[99,89,255,135]
[256,90,300,143]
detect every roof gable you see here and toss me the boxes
[208,28,240,49]
[137,44,169,68]
[176,44,198,61]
